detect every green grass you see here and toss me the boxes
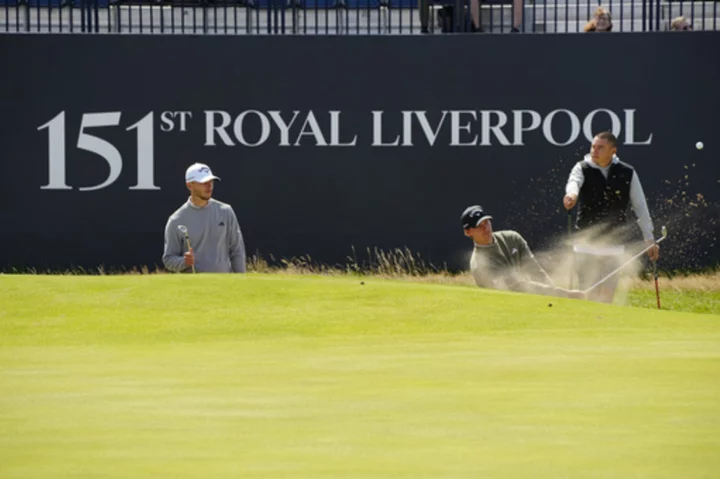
[1,274,719,479]
[627,288,720,315]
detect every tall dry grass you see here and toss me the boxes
[4,247,718,292]
[250,249,720,292]
[627,271,720,293]
[247,247,466,283]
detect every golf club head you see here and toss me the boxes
[661,225,667,239]
[177,225,188,236]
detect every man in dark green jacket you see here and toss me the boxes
[462,205,586,300]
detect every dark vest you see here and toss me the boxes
[576,160,634,237]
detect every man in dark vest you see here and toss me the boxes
[563,131,660,303]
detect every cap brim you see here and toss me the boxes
[474,215,492,226]
[463,215,493,229]
[191,175,221,183]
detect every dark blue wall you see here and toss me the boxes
[2,32,718,272]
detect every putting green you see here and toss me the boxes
[1,274,718,478]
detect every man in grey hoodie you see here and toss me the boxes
[162,163,246,273]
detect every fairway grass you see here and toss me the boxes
[1,274,719,478]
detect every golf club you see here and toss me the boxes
[583,225,668,294]
[177,224,195,274]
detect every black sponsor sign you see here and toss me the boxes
[2,33,718,272]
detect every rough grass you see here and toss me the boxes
[3,247,719,314]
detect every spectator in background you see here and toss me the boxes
[420,0,524,33]
[469,0,524,32]
[670,16,692,31]
[584,6,613,32]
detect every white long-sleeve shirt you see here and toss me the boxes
[565,154,655,242]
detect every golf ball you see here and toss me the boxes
[696,141,704,150]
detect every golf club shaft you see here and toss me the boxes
[567,211,574,289]
[584,235,667,294]
[653,261,661,309]
[185,237,196,274]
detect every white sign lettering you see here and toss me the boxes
[38,108,653,190]
[38,111,160,191]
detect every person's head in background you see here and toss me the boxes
[584,7,613,32]
[670,16,692,31]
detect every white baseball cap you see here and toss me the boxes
[185,163,221,183]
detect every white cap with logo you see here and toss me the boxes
[185,163,221,183]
